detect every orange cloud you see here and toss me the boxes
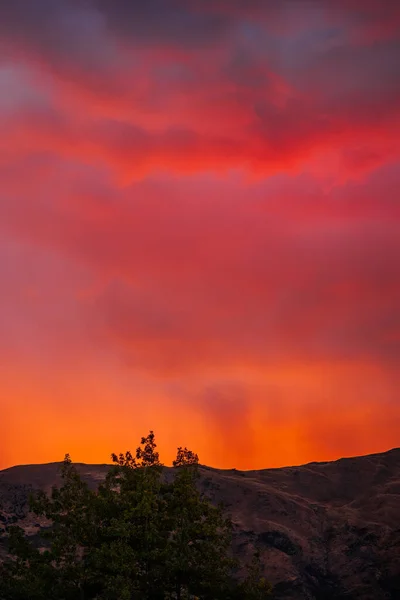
[0,0,399,471]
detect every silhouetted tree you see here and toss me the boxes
[173,447,199,467]
[0,454,99,599]
[0,432,272,599]
[165,445,234,599]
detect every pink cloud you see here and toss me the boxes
[0,0,399,469]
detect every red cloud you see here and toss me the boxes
[0,0,399,469]
[1,1,400,183]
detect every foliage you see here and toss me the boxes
[0,432,272,599]
[237,550,274,599]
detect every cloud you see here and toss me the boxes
[195,383,258,468]
[0,0,399,469]
[2,163,398,373]
[1,1,399,183]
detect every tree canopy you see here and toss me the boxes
[0,432,272,599]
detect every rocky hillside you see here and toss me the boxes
[1,449,400,599]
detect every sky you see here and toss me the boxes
[0,0,399,470]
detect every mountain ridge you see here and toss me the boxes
[2,445,399,474]
[1,447,400,599]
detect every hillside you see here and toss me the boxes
[1,449,400,599]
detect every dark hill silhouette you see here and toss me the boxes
[1,448,400,599]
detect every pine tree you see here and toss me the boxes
[0,432,273,599]
[0,454,100,600]
[165,446,234,599]
[98,431,167,599]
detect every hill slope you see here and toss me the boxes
[1,449,400,599]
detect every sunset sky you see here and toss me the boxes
[1,0,399,470]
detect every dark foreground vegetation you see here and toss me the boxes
[0,432,272,599]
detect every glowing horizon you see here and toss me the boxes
[1,0,399,471]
